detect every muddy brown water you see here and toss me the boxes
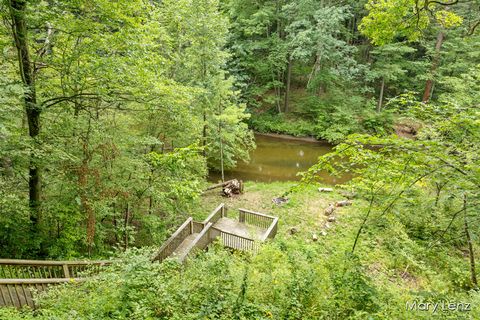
[209,133,351,185]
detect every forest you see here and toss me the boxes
[0,0,479,319]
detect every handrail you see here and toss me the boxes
[238,208,276,220]
[211,226,260,252]
[203,203,225,225]
[238,208,275,229]
[0,259,112,266]
[210,227,253,242]
[0,278,85,285]
[0,259,112,280]
[177,222,214,263]
[262,217,279,241]
[152,217,193,262]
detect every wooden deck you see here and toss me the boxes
[214,217,264,240]
[152,204,278,263]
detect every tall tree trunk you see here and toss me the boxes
[283,56,292,113]
[219,125,224,182]
[377,77,385,112]
[79,158,95,255]
[422,31,445,103]
[307,55,321,90]
[463,195,478,289]
[124,203,130,251]
[9,0,41,230]
[202,111,207,156]
[78,120,95,255]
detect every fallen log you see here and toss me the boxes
[222,179,243,197]
[206,179,236,191]
[335,200,352,207]
[324,203,335,216]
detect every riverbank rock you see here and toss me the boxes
[272,196,289,205]
[318,187,333,193]
[289,227,298,235]
[324,203,335,216]
[312,234,318,242]
[327,216,336,222]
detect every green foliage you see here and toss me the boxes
[0,0,252,258]
[249,112,318,138]
[360,0,462,45]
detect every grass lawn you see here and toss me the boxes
[196,181,360,243]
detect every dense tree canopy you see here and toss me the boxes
[1,0,480,318]
[0,0,254,258]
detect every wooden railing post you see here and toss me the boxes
[239,210,245,223]
[62,264,70,278]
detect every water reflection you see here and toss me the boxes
[209,133,351,185]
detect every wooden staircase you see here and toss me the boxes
[153,203,279,263]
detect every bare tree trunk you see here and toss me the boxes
[463,195,478,289]
[218,122,224,182]
[284,56,292,113]
[9,0,42,231]
[422,31,445,103]
[276,71,283,113]
[202,111,207,156]
[124,203,130,251]
[307,55,320,89]
[377,77,385,112]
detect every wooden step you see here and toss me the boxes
[172,233,199,257]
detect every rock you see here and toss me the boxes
[324,222,331,229]
[312,234,318,242]
[327,216,336,222]
[324,203,335,216]
[320,230,327,236]
[289,227,298,235]
[272,197,289,205]
[335,200,352,207]
[318,187,333,193]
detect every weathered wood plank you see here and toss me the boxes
[0,259,112,266]
[202,203,226,225]
[0,278,84,284]
[152,217,193,262]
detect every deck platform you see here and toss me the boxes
[214,217,264,240]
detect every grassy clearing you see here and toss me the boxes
[197,181,356,242]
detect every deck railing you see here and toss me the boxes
[239,209,277,229]
[152,217,194,262]
[212,227,260,253]
[262,217,279,241]
[177,222,219,263]
[203,203,226,225]
[0,259,111,309]
[0,259,111,279]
